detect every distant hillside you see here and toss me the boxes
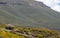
[0,0,60,31]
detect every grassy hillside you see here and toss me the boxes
[0,24,60,38]
[0,0,60,31]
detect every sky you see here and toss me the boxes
[35,0,60,12]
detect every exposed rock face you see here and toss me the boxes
[0,2,7,4]
[37,2,50,8]
[5,24,14,30]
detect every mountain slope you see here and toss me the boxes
[0,0,60,31]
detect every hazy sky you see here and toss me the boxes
[35,0,60,12]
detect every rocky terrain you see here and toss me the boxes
[0,24,60,38]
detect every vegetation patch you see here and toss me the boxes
[0,24,60,38]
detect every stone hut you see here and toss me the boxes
[5,24,14,30]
